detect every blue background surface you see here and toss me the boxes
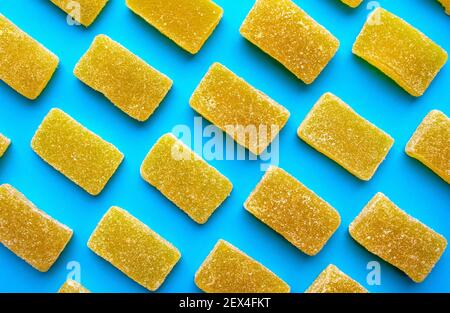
[0,0,449,293]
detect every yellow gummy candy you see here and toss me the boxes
[306,264,368,293]
[31,108,124,196]
[0,184,73,272]
[340,0,363,8]
[74,35,172,122]
[126,0,223,54]
[50,0,109,27]
[195,240,290,293]
[406,110,450,184]
[438,0,450,15]
[88,206,181,291]
[240,0,340,84]
[353,8,448,97]
[141,133,232,224]
[244,166,341,256]
[0,14,59,100]
[297,93,394,181]
[190,63,290,155]
[0,133,10,158]
[58,279,90,293]
[349,193,447,283]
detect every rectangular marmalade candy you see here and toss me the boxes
[349,193,447,283]
[306,264,368,293]
[353,8,448,97]
[340,0,363,8]
[190,63,290,155]
[0,184,73,272]
[74,35,172,122]
[50,0,109,27]
[0,133,10,157]
[244,166,340,256]
[240,0,339,84]
[438,0,450,14]
[0,14,59,100]
[88,206,181,291]
[31,108,124,196]
[406,110,450,183]
[140,133,232,224]
[195,240,290,293]
[126,0,223,54]
[58,279,90,293]
[297,93,394,181]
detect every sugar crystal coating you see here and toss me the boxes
[438,0,450,14]
[195,240,290,293]
[58,279,90,293]
[306,264,368,293]
[0,14,59,100]
[74,35,172,122]
[190,63,290,155]
[50,0,109,27]
[0,133,10,158]
[31,108,124,196]
[141,133,232,224]
[0,184,73,272]
[349,193,447,283]
[353,8,448,97]
[126,0,223,54]
[244,166,341,256]
[240,0,340,84]
[340,0,363,8]
[88,206,181,291]
[406,110,450,184]
[297,93,394,181]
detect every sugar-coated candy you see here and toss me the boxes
[0,133,10,158]
[349,193,447,283]
[306,264,368,293]
[353,8,447,97]
[297,93,394,181]
[58,279,90,293]
[74,35,172,122]
[190,63,290,155]
[88,206,180,291]
[438,0,450,15]
[244,166,340,256]
[340,0,363,8]
[0,184,73,272]
[0,14,59,100]
[406,110,450,184]
[126,0,223,54]
[141,133,232,224]
[195,240,290,293]
[31,108,124,196]
[50,0,109,27]
[240,0,339,84]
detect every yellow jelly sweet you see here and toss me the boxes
[349,193,447,283]
[141,133,232,224]
[74,35,172,122]
[58,279,90,293]
[88,206,180,291]
[50,0,109,27]
[297,93,394,181]
[340,0,363,8]
[438,0,450,15]
[126,0,223,54]
[0,14,59,100]
[190,63,290,155]
[0,133,10,158]
[195,240,290,293]
[306,264,368,293]
[31,108,124,196]
[244,166,341,256]
[0,184,73,272]
[353,8,448,97]
[240,0,340,84]
[406,110,450,184]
